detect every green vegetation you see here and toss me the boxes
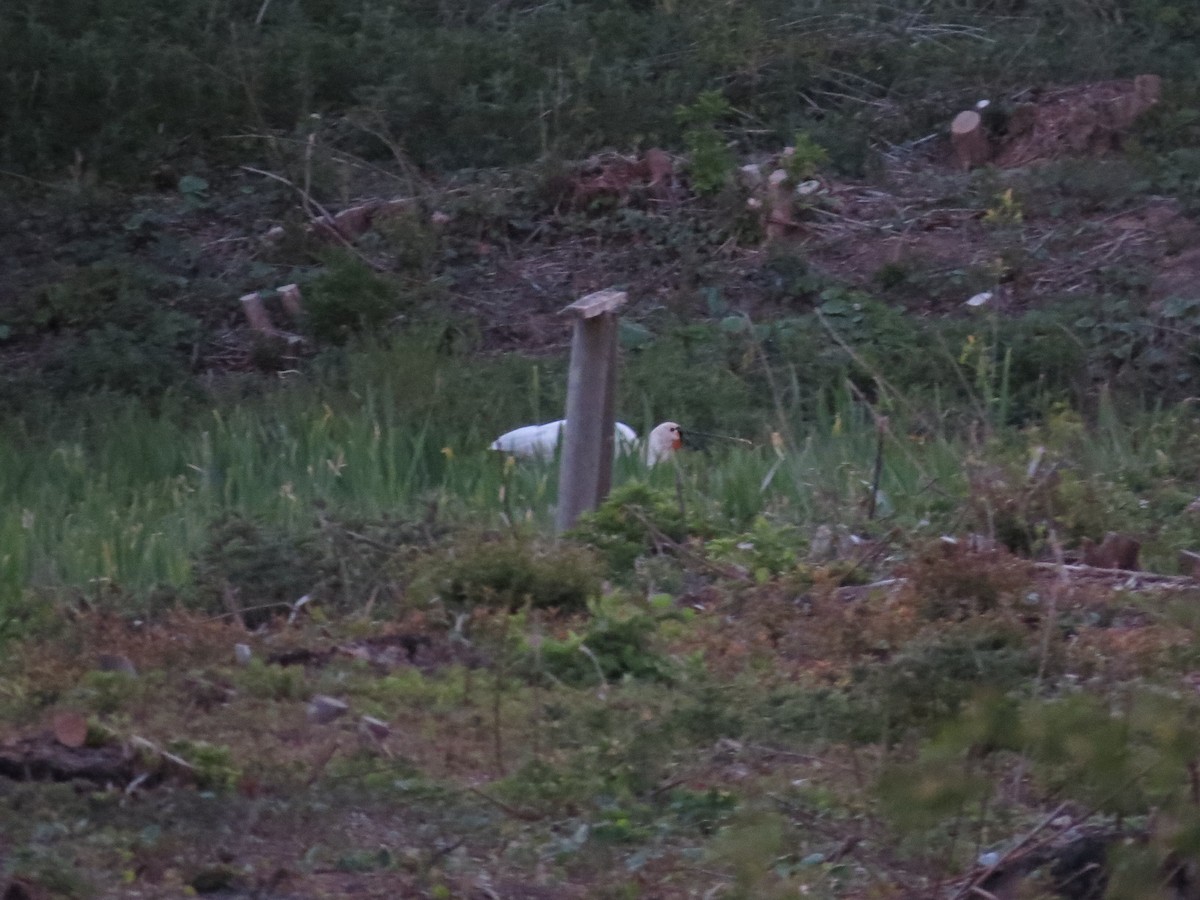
[6,0,1200,895]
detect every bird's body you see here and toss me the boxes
[490,420,638,459]
[491,419,681,464]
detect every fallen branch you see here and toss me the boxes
[1030,560,1197,586]
[951,802,1074,900]
[239,165,387,272]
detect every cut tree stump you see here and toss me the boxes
[277,284,304,321]
[951,110,991,170]
[239,292,275,334]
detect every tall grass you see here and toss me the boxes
[5,330,1199,622]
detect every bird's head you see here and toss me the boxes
[647,421,683,464]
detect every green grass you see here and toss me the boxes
[4,331,1199,624]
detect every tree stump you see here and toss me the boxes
[951,110,991,171]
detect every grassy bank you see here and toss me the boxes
[4,321,1199,628]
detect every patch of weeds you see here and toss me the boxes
[190,516,324,624]
[571,482,694,572]
[1020,158,1149,216]
[304,251,410,345]
[754,682,880,745]
[667,787,738,836]
[66,669,141,716]
[880,687,1200,884]
[753,621,1037,745]
[708,809,789,898]
[410,536,602,613]
[850,625,1038,741]
[707,517,807,582]
[334,847,396,873]
[676,91,736,195]
[537,605,672,686]
[901,543,1032,622]
[591,805,652,843]
[373,207,440,275]
[781,132,829,183]
[7,844,94,899]
[668,682,746,743]
[9,263,200,398]
[876,692,1022,856]
[491,758,602,817]
[165,740,240,791]
[233,659,307,701]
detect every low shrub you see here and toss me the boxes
[411,536,602,613]
[303,252,410,345]
[572,482,696,573]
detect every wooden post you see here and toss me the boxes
[555,289,627,535]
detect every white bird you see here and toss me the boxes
[490,420,681,465]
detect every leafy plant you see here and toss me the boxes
[572,482,694,572]
[304,252,408,345]
[538,605,671,685]
[676,91,736,195]
[781,132,829,183]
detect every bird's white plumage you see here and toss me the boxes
[490,420,639,459]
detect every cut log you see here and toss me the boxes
[51,711,89,749]
[239,293,275,334]
[764,169,797,240]
[277,284,304,321]
[0,738,135,784]
[951,110,991,171]
[307,694,349,725]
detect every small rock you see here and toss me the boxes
[307,695,349,724]
[361,716,390,739]
[966,291,993,307]
[738,163,764,188]
[234,644,253,666]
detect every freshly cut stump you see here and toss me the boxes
[951,110,991,170]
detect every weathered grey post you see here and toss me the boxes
[555,288,627,535]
